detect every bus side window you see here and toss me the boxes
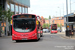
[41,27,43,30]
[39,22,40,27]
[37,22,40,29]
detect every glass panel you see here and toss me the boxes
[13,15,36,32]
[13,19,35,32]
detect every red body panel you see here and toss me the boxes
[38,30,43,34]
[38,31,40,33]
[41,31,43,33]
[12,27,38,40]
[50,24,58,33]
[51,30,57,33]
[12,14,39,40]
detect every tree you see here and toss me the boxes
[42,23,49,28]
[4,9,13,36]
[0,6,13,22]
[45,18,48,20]
[0,6,3,21]
[49,15,51,25]
[42,23,46,28]
[46,23,49,28]
[57,24,62,30]
[5,9,13,23]
[57,24,60,27]
[0,6,13,36]
[49,15,51,19]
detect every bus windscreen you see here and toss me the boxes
[13,15,36,32]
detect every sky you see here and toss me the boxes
[28,0,75,18]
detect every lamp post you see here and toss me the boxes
[62,3,64,16]
[66,0,69,30]
[59,17,62,32]
[58,7,61,17]
[58,7,62,31]
[70,0,71,13]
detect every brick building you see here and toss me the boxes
[45,20,49,24]
[50,17,64,26]
[40,16,45,26]
[44,17,64,26]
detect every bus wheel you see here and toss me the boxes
[38,36,40,40]
[37,36,40,41]
[40,33,43,37]
[36,38,40,41]
[40,35,42,37]
[16,40,19,42]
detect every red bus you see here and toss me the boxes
[37,16,43,37]
[12,14,41,42]
[50,24,57,34]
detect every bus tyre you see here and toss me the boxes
[40,35,42,37]
[38,36,40,40]
[16,40,19,42]
[38,38,40,40]
[37,37,40,41]
[37,35,40,41]
[40,33,43,37]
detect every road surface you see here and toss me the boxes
[0,33,75,50]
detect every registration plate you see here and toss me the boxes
[22,39,27,40]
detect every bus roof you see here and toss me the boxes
[12,14,36,16]
[12,14,37,18]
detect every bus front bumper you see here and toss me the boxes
[12,36,37,40]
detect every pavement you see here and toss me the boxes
[57,32,75,40]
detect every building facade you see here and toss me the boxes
[40,16,45,26]
[0,0,30,14]
[50,17,64,26]
[0,0,30,36]
[45,20,49,24]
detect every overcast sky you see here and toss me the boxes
[28,0,75,18]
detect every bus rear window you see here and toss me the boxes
[52,24,57,30]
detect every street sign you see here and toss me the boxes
[67,25,69,28]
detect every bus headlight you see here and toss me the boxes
[12,34,17,37]
[32,33,37,36]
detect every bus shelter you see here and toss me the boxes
[64,13,75,37]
